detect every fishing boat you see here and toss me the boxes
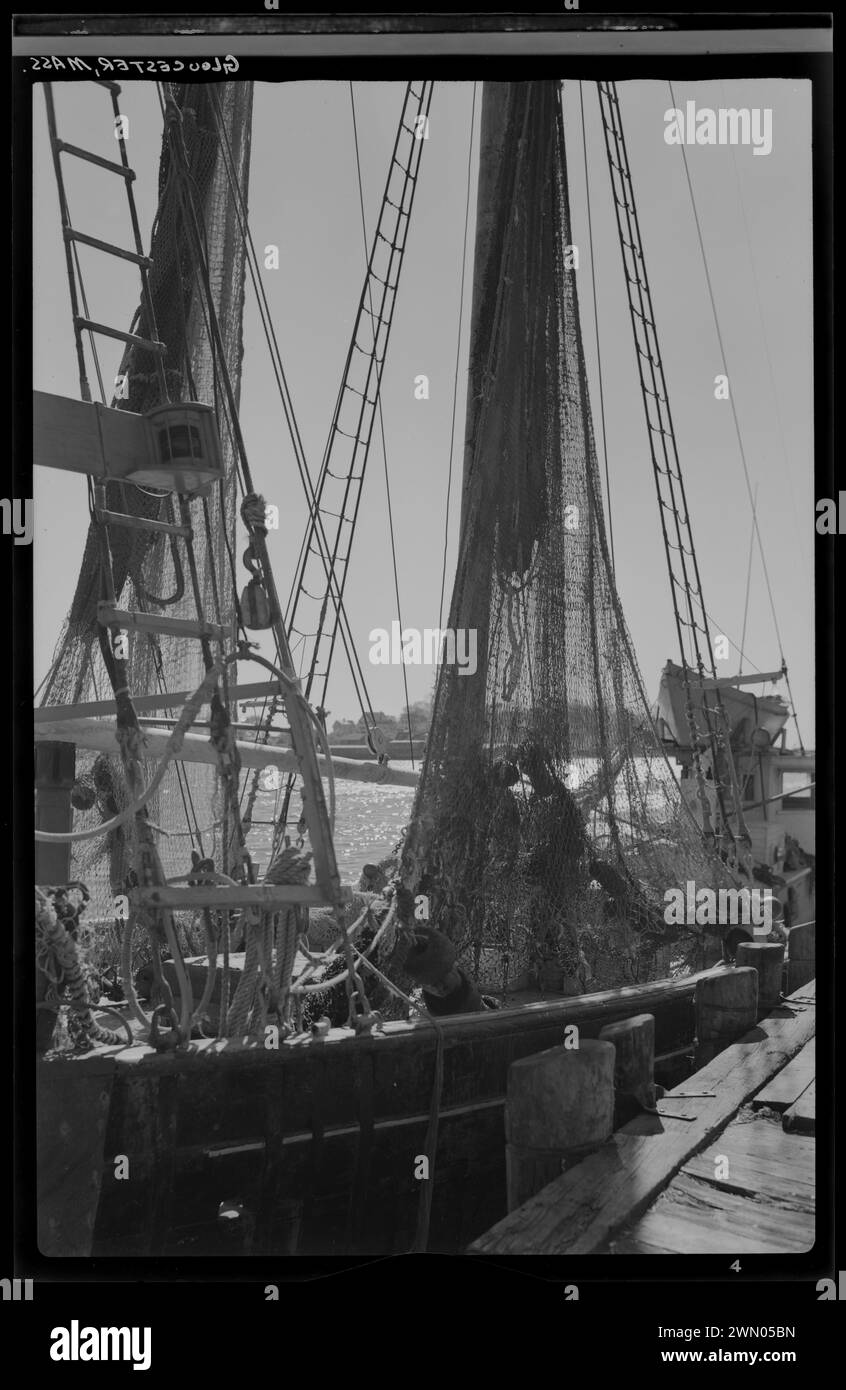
[33,75,815,1257]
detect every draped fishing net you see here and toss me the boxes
[398,82,735,994]
[39,82,253,967]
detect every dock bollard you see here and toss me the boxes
[695,967,758,1067]
[504,1039,615,1213]
[735,941,785,1019]
[785,922,815,995]
[598,1014,656,1127]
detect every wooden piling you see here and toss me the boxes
[504,1039,615,1212]
[35,741,76,885]
[599,1013,656,1126]
[785,922,815,994]
[735,941,785,1018]
[695,967,758,1066]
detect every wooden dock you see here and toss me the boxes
[469,980,815,1256]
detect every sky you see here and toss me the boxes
[33,77,814,745]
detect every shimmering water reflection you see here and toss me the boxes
[250,761,418,883]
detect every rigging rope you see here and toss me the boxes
[205,87,377,735]
[738,483,758,676]
[667,80,804,752]
[577,81,615,576]
[438,81,477,631]
[598,81,745,854]
[205,85,380,856]
[35,660,226,843]
[349,82,415,767]
[719,80,809,590]
[283,81,431,723]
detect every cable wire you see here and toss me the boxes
[578,80,615,575]
[438,81,477,629]
[668,79,803,751]
[349,82,415,767]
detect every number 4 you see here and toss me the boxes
[730,1260,741,1273]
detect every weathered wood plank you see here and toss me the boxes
[34,681,283,723]
[33,717,420,787]
[468,981,815,1255]
[612,1171,814,1255]
[752,1037,815,1112]
[78,964,731,1073]
[97,603,228,643]
[786,922,815,994]
[783,1080,815,1135]
[37,1057,116,1256]
[34,389,148,480]
[682,1109,815,1206]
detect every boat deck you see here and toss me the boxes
[469,980,816,1256]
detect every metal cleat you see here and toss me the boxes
[354,1011,383,1036]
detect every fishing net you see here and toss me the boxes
[399,82,735,993]
[38,82,253,956]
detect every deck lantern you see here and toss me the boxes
[124,403,225,493]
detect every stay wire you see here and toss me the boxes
[438,81,477,630]
[283,81,432,722]
[720,78,810,592]
[206,87,375,730]
[578,80,615,576]
[738,483,758,676]
[349,82,415,767]
[668,80,803,750]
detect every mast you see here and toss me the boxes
[401,80,735,989]
[36,81,254,905]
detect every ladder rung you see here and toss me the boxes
[64,227,151,268]
[97,603,227,643]
[75,318,166,355]
[55,140,136,180]
[96,509,192,538]
[131,885,354,910]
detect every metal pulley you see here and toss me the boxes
[240,543,274,630]
[367,724,391,763]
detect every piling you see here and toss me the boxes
[695,967,758,1066]
[599,1013,656,1126]
[785,922,815,994]
[504,1038,615,1212]
[35,741,76,884]
[735,941,785,1018]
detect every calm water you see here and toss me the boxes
[249,755,680,885]
[251,760,418,883]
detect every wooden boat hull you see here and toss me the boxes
[38,971,718,1258]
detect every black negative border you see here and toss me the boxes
[9,23,839,1310]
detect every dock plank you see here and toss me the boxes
[468,981,815,1256]
[752,1037,815,1112]
[783,1081,815,1135]
[612,1170,813,1255]
[683,1110,814,1207]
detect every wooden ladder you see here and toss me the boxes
[42,79,351,932]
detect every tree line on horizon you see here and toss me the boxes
[329,696,433,743]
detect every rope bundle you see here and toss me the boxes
[36,891,131,1050]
